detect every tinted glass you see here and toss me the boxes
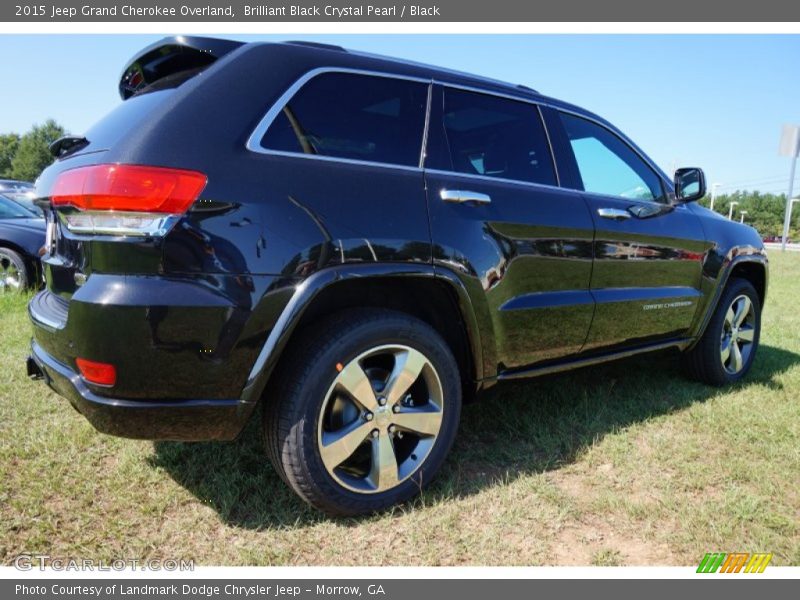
[0,181,33,192]
[560,112,664,202]
[261,72,429,167]
[0,196,34,218]
[435,88,557,186]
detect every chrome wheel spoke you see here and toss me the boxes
[336,361,378,412]
[737,326,755,343]
[384,348,428,406]
[369,434,399,492]
[319,420,373,471]
[733,297,752,328]
[393,407,442,437]
[724,306,735,329]
[720,338,732,365]
[730,342,744,372]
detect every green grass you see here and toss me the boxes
[1,253,799,566]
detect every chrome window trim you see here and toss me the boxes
[246,67,432,172]
[424,168,571,196]
[245,66,673,205]
[432,79,539,108]
[577,188,688,210]
[431,80,561,188]
[252,149,424,173]
[538,105,561,187]
[418,83,433,169]
[430,80,672,202]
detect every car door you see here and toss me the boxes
[424,85,595,373]
[246,70,433,276]
[554,110,707,351]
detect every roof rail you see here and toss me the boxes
[284,41,347,53]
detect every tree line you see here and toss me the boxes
[0,119,65,182]
[697,190,799,239]
[0,119,797,239]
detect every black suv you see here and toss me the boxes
[27,37,767,516]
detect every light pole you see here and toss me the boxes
[728,201,739,220]
[740,210,748,224]
[710,183,722,212]
[779,124,800,251]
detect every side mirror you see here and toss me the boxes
[674,167,706,203]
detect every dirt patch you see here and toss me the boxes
[546,469,676,565]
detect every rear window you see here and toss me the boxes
[435,88,557,186]
[260,72,429,167]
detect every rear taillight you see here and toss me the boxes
[51,164,206,236]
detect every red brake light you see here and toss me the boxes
[76,358,117,386]
[52,164,206,213]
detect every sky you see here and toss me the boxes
[0,34,798,195]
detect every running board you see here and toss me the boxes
[497,338,692,381]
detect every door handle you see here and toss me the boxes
[597,207,631,221]
[440,189,492,205]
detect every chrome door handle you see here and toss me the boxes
[440,189,492,205]
[597,207,631,221]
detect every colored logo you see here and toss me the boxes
[697,552,772,573]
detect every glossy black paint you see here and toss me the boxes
[28,38,768,441]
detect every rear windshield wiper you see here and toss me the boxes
[49,136,89,158]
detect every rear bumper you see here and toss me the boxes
[29,340,252,441]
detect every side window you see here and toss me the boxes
[560,112,665,202]
[435,88,557,186]
[260,72,428,167]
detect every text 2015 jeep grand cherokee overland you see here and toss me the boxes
[27,37,767,515]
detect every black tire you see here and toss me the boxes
[263,308,462,516]
[0,247,30,292]
[683,278,761,386]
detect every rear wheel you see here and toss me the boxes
[683,278,761,386]
[0,248,29,293]
[263,309,461,516]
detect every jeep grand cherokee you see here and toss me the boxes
[27,37,767,515]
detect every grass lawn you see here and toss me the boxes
[1,253,798,566]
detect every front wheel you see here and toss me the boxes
[263,309,462,516]
[683,278,761,386]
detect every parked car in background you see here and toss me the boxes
[0,180,41,216]
[27,37,767,515]
[0,194,45,291]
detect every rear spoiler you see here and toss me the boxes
[119,36,244,100]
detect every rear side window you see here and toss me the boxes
[435,88,557,186]
[560,112,665,202]
[260,72,429,167]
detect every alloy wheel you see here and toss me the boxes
[317,344,444,494]
[0,256,22,292]
[720,294,756,375]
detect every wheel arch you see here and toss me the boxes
[688,251,768,349]
[239,263,490,412]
